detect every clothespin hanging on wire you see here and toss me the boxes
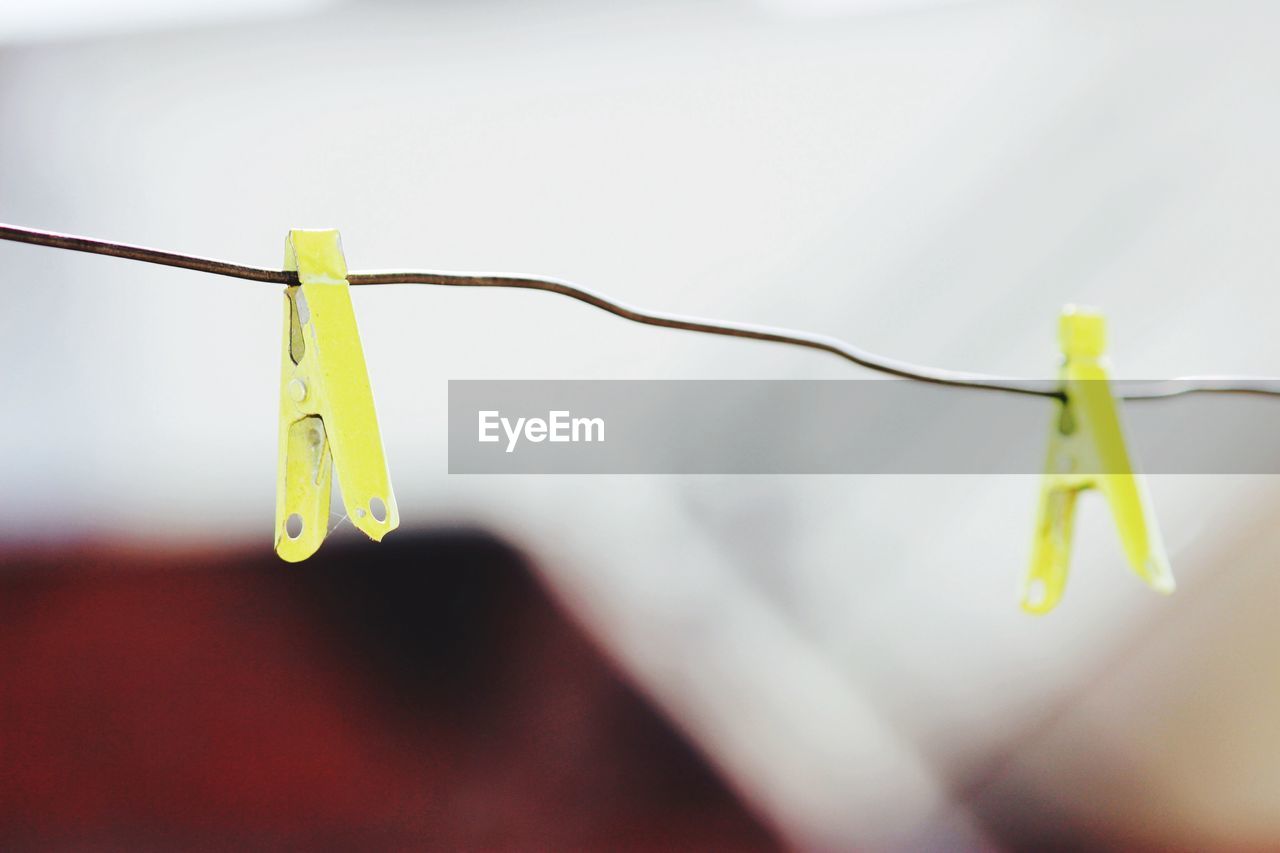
[275,230,399,561]
[1022,307,1174,613]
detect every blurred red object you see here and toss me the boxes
[0,532,775,850]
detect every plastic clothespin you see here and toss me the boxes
[275,229,399,562]
[1021,306,1174,613]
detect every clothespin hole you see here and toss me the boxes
[1025,578,1046,608]
[285,513,304,540]
[296,292,311,325]
[369,496,388,523]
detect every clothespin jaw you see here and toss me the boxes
[275,230,399,562]
[1021,307,1174,613]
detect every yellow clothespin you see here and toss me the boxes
[275,229,399,561]
[1022,306,1173,613]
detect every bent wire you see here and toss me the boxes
[3,222,1279,402]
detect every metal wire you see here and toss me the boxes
[2,221,1277,402]
[0,223,291,284]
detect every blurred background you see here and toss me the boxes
[3,0,1280,848]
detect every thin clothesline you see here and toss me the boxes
[2,221,1276,403]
